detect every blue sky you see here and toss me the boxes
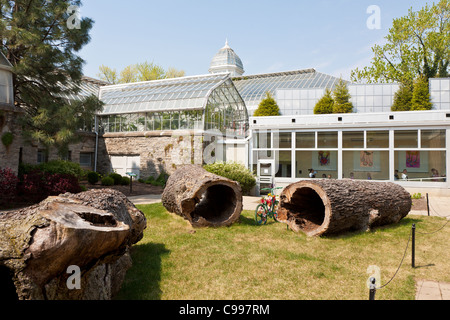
[78,0,430,81]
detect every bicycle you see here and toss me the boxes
[255,187,283,225]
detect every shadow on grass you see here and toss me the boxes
[321,217,424,240]
[115,242,169,300]
[238,214,280,227]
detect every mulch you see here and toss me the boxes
[79,181,164,197]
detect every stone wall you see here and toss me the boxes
[19,132,97,171]
[97,130,204,179]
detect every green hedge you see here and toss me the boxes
[203,162,256,194]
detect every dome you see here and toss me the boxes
[209,40,244,76]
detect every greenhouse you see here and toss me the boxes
[97,73,249,137]
[232,69,343,115]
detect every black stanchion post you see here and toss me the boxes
[426,193,430,216]
[369,277,376,300]
[412,224,416,268]
[130,175,133,194]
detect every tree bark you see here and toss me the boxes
[276,180,412,237]
[0,189,146,300]
[162,165,243,228]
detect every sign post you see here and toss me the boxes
[126,172,137,194]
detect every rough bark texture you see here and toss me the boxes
[276,180,412,237]
[162,165,243,228]
[0,189,146,300]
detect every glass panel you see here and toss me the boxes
[255,131,271,148]
[343,131,364,148]
[394,130,418,148]
[295,151,338,178]
[275,132,292,149]
[394,151,446,182]
[343,151,389,180]
[421,129,446,148]
[275,151,292,178]
[317,132,338,148]
[367,131,389,148]
[296,132,315,148]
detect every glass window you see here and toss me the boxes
[275,151,292,178]
[394,151,446,182]
[255,131,271,148]
[367,131,389,148]
[296,132,315,148]
[275,132,292,149]
[295,151,338,179]
[318,132,338,149]
[80,153,93,167]
[343,131,364,148]
[394,130,418,148]
[421,130,445,148]
[37,150,48,164]
[343,151,389,180]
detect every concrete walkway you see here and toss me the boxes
[128,193,449,300]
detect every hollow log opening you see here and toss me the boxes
[0,266,18,301]
[287,187,326,233]
[192,184,237,224]
[278,180,412,237]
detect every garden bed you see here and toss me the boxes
[80,181,163,197]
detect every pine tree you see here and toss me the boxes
[314,88,334,114]
[332,78,353,113]
[411,76,433,110]
[253,92,281,116]
[0,0,103,157]
[391,81,413,111]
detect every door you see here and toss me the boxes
[110,155,140,179]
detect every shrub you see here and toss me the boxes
[411,75,432,110]
[45,173,82,195]
[101,176,114,186]
[38,160,85,179]
[120,176,130,185]
[203,162,256,194]
[145,173,169,187]
[108,172,123,185]
[1,132,14,147]
[332,78,353,114]
[314,89,334,114]
[18,169,82,203]
[0,168,18,205]
[391,81,413,111]
[87,171,100,184]
[253,92,281,116]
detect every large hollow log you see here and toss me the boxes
[0,189,146,300]
[162,165,243,228]
[276,180,412,237]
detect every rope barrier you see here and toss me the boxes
[369,195,448,298]
[376,228,412,290]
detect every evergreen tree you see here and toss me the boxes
[332,79,353,113]
[314,88,334,114]
[411,75,433,110]
[253,92,281,116]
[391,81,414,111]
[0,0,103,156]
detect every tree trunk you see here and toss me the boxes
[276,180,412,237]
[0,189,146,300]
[162,165,243,228]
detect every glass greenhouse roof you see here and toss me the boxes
[209,41,244,73]
[232,69,343,106]
[98,73,232,115]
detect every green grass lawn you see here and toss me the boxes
[115,203,450,300]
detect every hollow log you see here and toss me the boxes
[0,189,146,300]
[276,180,412,237]
[162,165,243,228]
